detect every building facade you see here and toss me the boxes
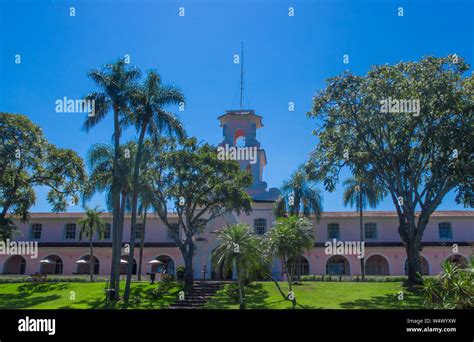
[1,110,473,279]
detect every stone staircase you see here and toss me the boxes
[169,281,228,309]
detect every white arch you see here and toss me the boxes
[325,255,351,275]
[287,254,312,275]
[403,253,431,275]
[2,255,27,274]
[445,252,470,265]
[365,253,392,275]
[40,254,64,274]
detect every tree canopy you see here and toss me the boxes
[0,113,85,240]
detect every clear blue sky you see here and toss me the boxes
[1,0,472,213]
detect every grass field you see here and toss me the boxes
[205,282,425,309]
[0,282,180,309]
[0,281,425,309]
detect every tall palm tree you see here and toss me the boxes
[123,71,185,302]
[342,175,386,281]
[83,141,137,291]
[275,165,323,220]
[136,163,155,281]
[212,223,262,310]
[77,206,106,282]
[83,59,140,300]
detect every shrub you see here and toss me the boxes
[225,283,241,303]
[423,258,473,309]
[152,275,176,299]
[176,266,185,280]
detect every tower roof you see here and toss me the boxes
[218,110,263,128]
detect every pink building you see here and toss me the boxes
[1,110,472,279]
[0,209,472,279]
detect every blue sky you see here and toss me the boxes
[1,0,473,213]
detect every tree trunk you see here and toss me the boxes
[109,105,121,300]
[137,209,147,281]
[359,191,365,281]
[124,121,147,302]
[405,240,423,284]
[183,247,195,287]
[89,236,94,283]
[113,191,127,298]
[236,259,245,310]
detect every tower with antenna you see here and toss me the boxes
[217,42,279,201]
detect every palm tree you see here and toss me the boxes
[123,71,185,302]
[83,58,140,300]
[342,175,386,281]
[77,206,106,282]
[212,223,262,310]
[267,216,314,308]
[83,141,137,293]
[274,165,322,281]
[274,165,323,220]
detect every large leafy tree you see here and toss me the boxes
[274,165,323,219]
[342,174,386,280]
[77,206,106,282]
[83,58,140,299]
[0,113,85,239]
[123,70,185,302]
[267,216,314,308]
[307,56,473,283]
[150,138,253,286]
[212,223,262,310]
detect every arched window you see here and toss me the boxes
[254,218,267,235]
[3,255,26,275]
[365,255,390,275]
[40,255,63,275]
[404,257,429,275]
[287,256,310,277]
[76,255,100,275]
[120,255,137,275]
[234,129,246,146]
[326,256,350,275]
[446,254,468,268]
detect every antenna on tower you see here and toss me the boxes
[240,42,244,109]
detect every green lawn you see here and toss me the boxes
[205,282,425,309]
[0,282,180,309]
[0,281,425,309]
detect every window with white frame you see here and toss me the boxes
[103,224,111,240]
[327,223,340,239]
[438,222,452,239]
[30,224,42,240]
[135,223,144,240]
[64,223,76,240]
[254,218,267,235]
[364,223,377,240]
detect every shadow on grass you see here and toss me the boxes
[17,282,70,295]
[0,283,70,309]
[0,288,64,309]
[56,284,182,310]
[339,284,424,309]
[207,283,289,309]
